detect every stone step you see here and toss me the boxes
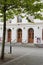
[14,43,36,48]
[35,44,43,48]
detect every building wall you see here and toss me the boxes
[6,23,43,44]
[0,23,43,44]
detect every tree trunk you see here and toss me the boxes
[1,5,6,59]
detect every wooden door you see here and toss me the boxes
[17,29,22,42]
[7,29,11,42]
[28,28,34,43]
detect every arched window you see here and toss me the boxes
[17,15,22,22]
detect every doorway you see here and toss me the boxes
[28,28,34,43]
[7,29,11,42]
[17,29,22,43]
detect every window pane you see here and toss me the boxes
[17,15,22,22]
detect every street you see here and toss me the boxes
[0,44,43,65]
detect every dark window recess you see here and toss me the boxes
[17,15,22,22]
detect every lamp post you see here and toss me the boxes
[10,41,12,54]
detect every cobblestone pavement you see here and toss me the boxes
[0,45,43,65]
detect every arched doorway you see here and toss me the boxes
[7,29,11,42]
[28,28,34,43]
[17,29,22,43]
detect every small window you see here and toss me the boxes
[9,19,12,23]
[17,15,22,22]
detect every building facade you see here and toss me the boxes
[0,22,43,44]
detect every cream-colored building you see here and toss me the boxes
[0,16,43,44]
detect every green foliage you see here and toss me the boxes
[0,0,43,21]
[34,14,43,20]
[0,0,22,20]
[22,0,43,20]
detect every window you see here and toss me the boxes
[9,19,12,23]
[17,15,22,22]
